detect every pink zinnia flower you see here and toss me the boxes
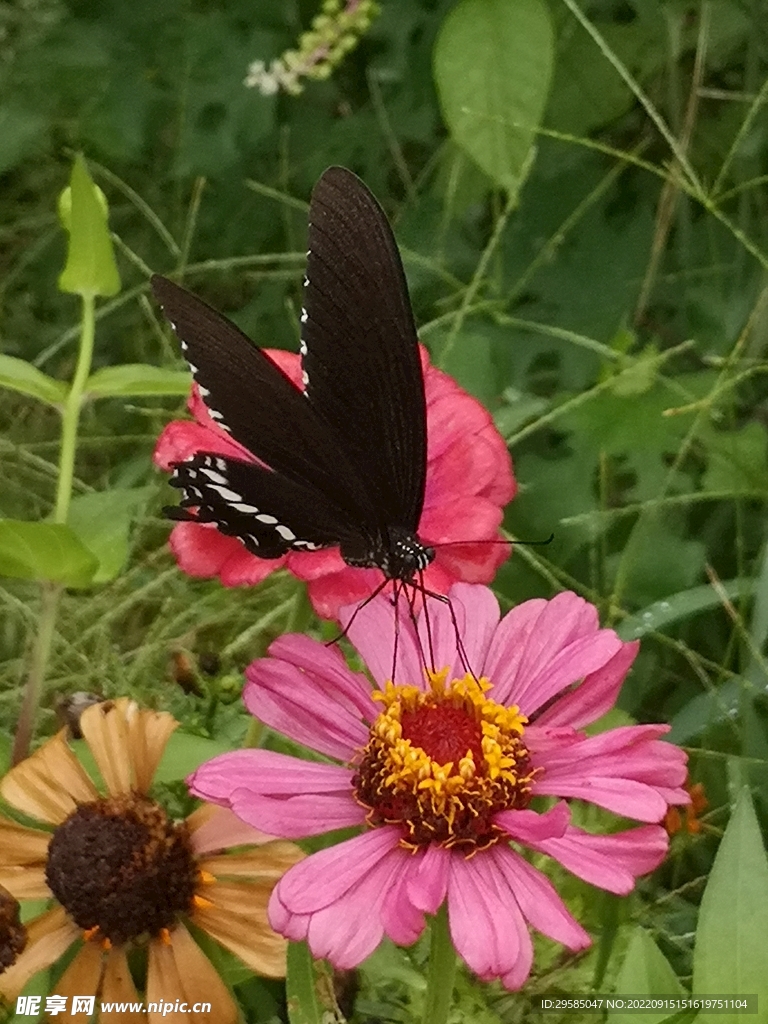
[190,584,689,990]
[153,346,515,620]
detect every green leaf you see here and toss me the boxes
[286,941,322,1024]
[66,488,150,583]
[85,363,191,399]
[0,104,47,174]
[152,732,236,783]
[58,153,120,297]
[610,928,685,1024]
[692,788,768,1022]
[0,354,67,407]
[617,579,752,641]
[433,0,554,194]
[0,520,98,587]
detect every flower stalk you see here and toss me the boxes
[422,904,457,1024]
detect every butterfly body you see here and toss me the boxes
[153,166,435,590]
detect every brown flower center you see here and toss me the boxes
[353,669,534,852]
[0,884,26,973]
[45,793,198,945]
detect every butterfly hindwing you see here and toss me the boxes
[302,166,427,533]
[169,453,364,558]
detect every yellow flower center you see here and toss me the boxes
[353,669,533,852]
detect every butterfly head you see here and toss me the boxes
[374,528,436,585]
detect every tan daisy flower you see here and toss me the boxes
[0,699,303,1023]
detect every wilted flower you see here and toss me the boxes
[191,584,689,990]
[0,699,303,1021]
[154,346,515,620]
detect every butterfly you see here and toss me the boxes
[151,166,436,600]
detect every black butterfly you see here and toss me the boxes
[152,166,435,594]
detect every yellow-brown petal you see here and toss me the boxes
[0,905,79,1001]
[0,865,50,900]
[53,941,145,1024]
[128,704,178,795]
[147,924,237,1024]
[0,817,51,866]
[79,701,134,796]
[0,732,98,824]
[198,841,304,882]
[189,878,287,978]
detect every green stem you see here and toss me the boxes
[55,292,95,524]
[12,293,95,764]
[11,583,61,765]
[422,905,457,1024]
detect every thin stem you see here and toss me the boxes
[12,293,96,764]
[55,293,96,524]
[421,905,457,1024]
[11,583,61,764]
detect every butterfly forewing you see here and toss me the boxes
[151,275,374,525]
[302,166,427,533]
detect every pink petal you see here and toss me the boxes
[231,791,365,837]
[483,599,548,705]
[519,630,624,716]
[446,852,531,985]
[244,640,373,760]
[486,845,591,950]
[529,825,669,894]
[341,594,424,689]
[537,642,639,729]
[169,521,283,585]
[189,750,363,836]
[191,806,276,852]
[407,844,451,914]
[276,827,402,910]
[532,725,689,821]
[381,857,428,945]
[494,801,570,843]
[190,749,351,798]
[415,584,500,682]
[269,828,414,968]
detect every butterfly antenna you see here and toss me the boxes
[433,532,554,550]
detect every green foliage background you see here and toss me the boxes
[2,0,768,1020]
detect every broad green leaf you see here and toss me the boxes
[66,488,150,583]
[617,579,752,641]
[0,520,98,587]
[433,0,554,194]
[58,153,120,297]
[140,732,233,783]
[85,364,191,399]
[669,679,744,744]
[692,788,768,1023]
[610,927,685,1024]
[0,354,67,407]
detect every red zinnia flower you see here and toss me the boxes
[153,346,515,620]
[190,584,689,990]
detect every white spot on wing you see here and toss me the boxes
[255,513,277,525]
[232,502,261,514]
[199,468,227,485]
[209,485,243,502]
[275,524,296,542]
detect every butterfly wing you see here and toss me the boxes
[301,167,427,534]
[168,452,359,558]
[151,274,375,532]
